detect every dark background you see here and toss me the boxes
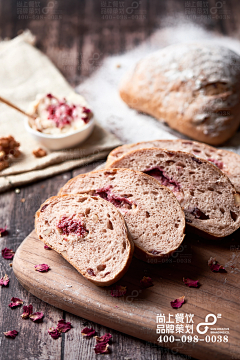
[0,1,240,359]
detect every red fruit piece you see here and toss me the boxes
[144,167,181,192]
[170,295,185,309]
[111,285,127,297]
[208,257,226,272]
[44,245,51,250]
[81,327,96,337]
[94,186,134,210]
[94,342,110,354]
[21,304,33,319]
[48,327,61,339]
[87,268,96,276]
[4,330,18,339]
[0,274,9,286]
[140,276,153,288]
[29,312,44,322]
[95,333,112,343]
[34,264,50,272]
[57,319,72,333]
[191,207,209,220]
[208,158,223,170]
[57,215,89,237]
[0,226,8,237]
[9,297,24,308]
[2,248,14,259]
[183,278,199,288]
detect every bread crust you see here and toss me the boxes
[119,43,240,145]
[106,139,240,192]
[35,194,134,287]
[107,148,240,238]
[59,168,186,262]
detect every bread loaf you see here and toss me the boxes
[106,139,240,192]
[35,194,134,286]
[59,169,185,263]
[107,148,240,238]
[119,43,240,145]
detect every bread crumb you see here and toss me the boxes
[116,64,121,68]
[9,263,12,267]
[33,148,47,158]
[21,198,25,203]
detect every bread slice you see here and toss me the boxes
[119,43,240,145]
[107,148,240,238]
[59,169,185,263]
[106,139,240,192]
[35,194,134,286]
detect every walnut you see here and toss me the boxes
[0,136,20,157]
[32,148,47,158]
[0,136,21,172]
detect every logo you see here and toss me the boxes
[210,1,225,15]
[196,314,218,334]
[126,1,140,15]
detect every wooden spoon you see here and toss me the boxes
[0,96,35,119]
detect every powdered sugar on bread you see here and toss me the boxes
[120,43,240,145]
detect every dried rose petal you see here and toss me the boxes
[183,278,199,288]
[208,257,226,272]
[95,333,112,343]
[0,274,9,286]
[34,264,50,272]
[44,245,51,250]
[9,297,24,308]
[140,276,153,288]
[57,319,72,333]
[21,304,33,319]
[29,311,44,322]
[48,327,61,339]
[94,342,109,354]
[170,295,185,309]
[2,248,14,259]
[81,327,96,337]
[111,285,127,297]
[4,330,18,339]
[0,226,8,237]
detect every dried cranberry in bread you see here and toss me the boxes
[119,43,240,145]
[106,139,240,192]
[59,169,185,263]
[107,148,240,238]
[35,194,134,286]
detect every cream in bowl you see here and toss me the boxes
[25,92,94,150]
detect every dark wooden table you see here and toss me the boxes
[1,1,240,359]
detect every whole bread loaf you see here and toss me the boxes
[35,194,134,286]
[59,169,185,263]
[119,43,240,145]
[106,139,240,192]
[107,148,240,238]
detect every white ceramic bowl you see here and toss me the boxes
[24,117,95,151]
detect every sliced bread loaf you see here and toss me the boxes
[107,148,240,238]
[59,169,185,263]
[35,194,134,286]
[106,139,240,192]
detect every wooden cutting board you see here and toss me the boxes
[13,229,240,360]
